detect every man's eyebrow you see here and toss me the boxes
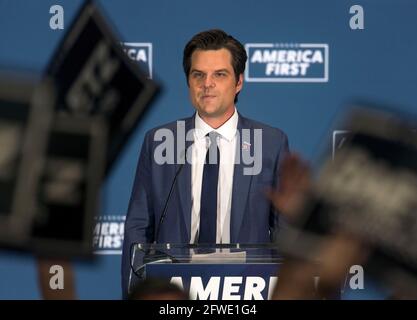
[214,69,230,73]
[190,68,231,73]
[190,68,204,73]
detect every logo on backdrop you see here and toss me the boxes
[121,42,153,78]
[245,43,329,82]
[93,215,125,255]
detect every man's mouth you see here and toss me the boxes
[202,95,216,99]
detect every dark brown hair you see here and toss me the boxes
[183,29,247,103]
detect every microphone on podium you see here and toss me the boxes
[155,142,193,243]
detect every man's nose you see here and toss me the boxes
[202,75,215,89]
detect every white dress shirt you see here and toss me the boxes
[190,109,238,244]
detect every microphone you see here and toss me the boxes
[154,143,193,243]
[129,143,192,281]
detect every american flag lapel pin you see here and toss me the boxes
[242,141,251,150]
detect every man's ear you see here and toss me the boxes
[236,73,243,93]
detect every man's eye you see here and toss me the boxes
[215,72,226,77]
[192,72,204,79]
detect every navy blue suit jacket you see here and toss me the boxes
[121,113,289,297]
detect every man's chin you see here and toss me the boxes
[199,109,223,119]
[196,105,220,116]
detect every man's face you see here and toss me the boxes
[188,48,243,120]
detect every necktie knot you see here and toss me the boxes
[207,131,219,146]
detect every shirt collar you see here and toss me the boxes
[194,108,238,142]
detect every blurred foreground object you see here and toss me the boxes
[0,76,54,248]
[46,0,159,174]
[0,0,159,258]
[272,106,417,299]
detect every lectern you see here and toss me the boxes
[129,243,283,300]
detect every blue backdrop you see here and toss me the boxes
[0,0,416,299]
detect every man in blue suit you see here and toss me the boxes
[121,29,289,297]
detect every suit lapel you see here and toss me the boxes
[176,115,195,241]
[230,115,254,242]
